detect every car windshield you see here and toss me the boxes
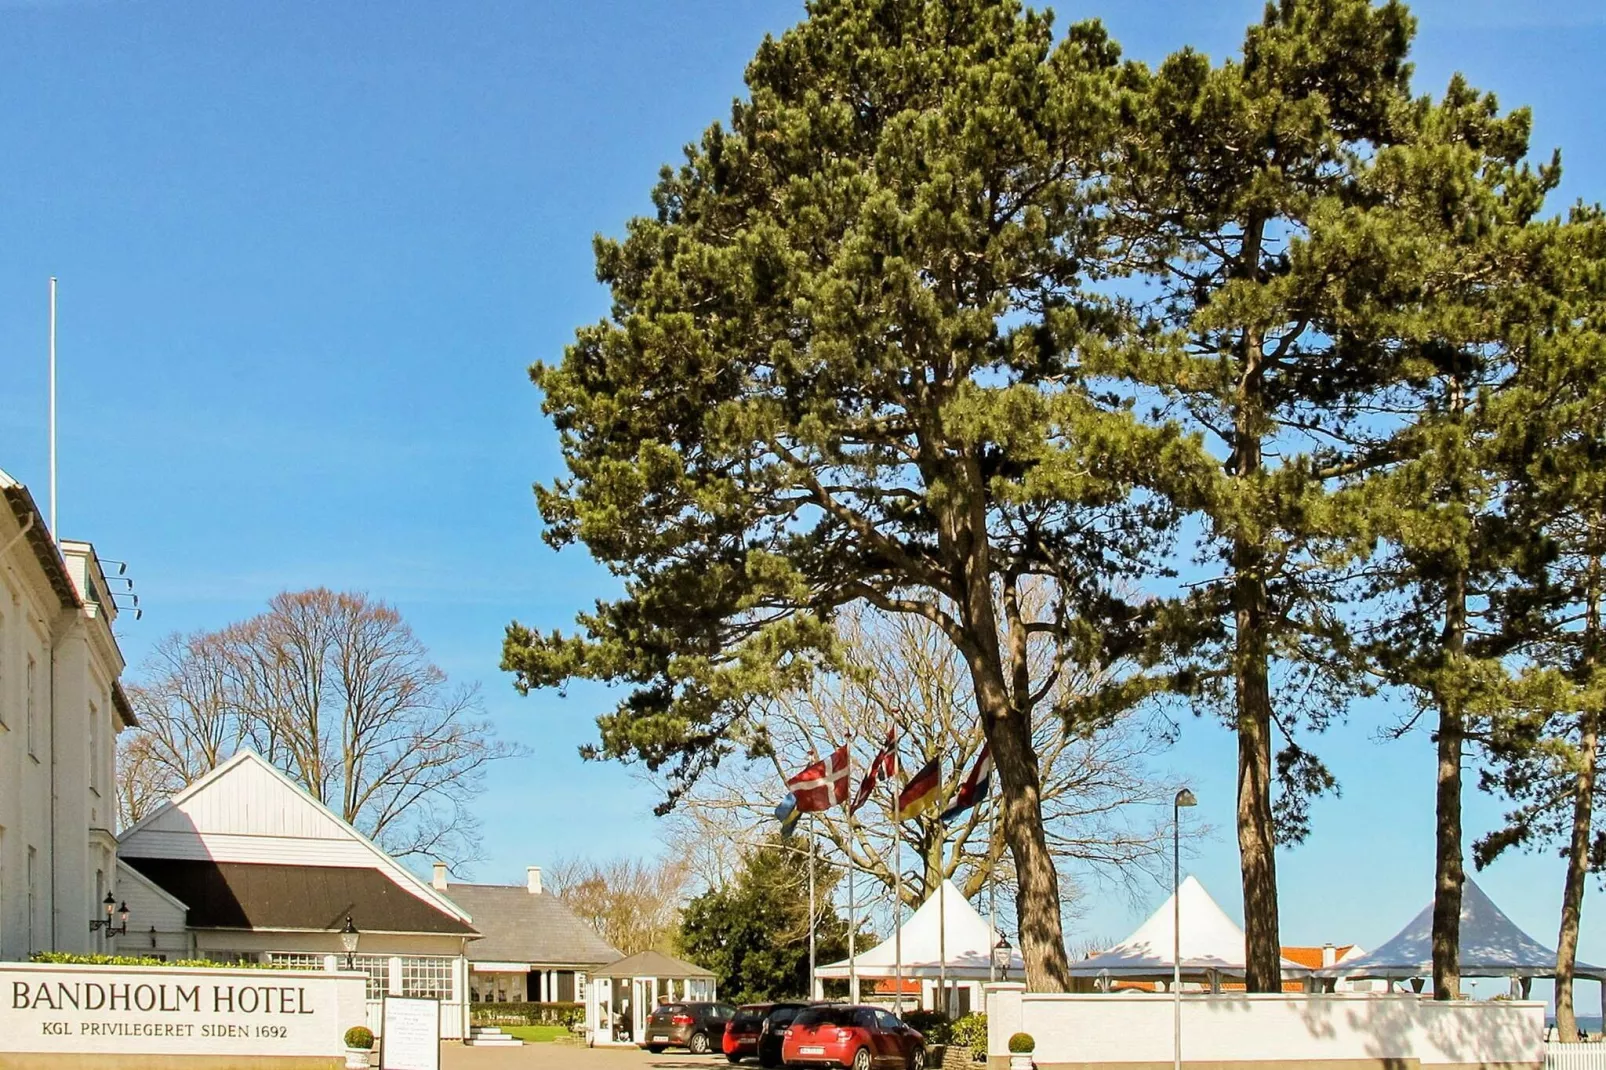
[769,1007,801,1026]
[793,1007,858,1028]
[651,1004,687,1018]
[733,1008,768,1027]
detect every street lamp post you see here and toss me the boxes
[340,915,360,972]
[1173,787,1196,1070]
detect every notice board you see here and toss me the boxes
[379,997,439,1070]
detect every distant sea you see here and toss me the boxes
[1548,1016,1604,1035]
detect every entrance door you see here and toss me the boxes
[591,978,613,1045]
[632,978,652,1043]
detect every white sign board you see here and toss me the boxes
[0,961,363,1059]
[379,996,439,1070]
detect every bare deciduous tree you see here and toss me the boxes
[116,589,525,867]
[664,604,1182,932]
[546,855,691,956]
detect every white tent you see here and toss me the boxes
[1314,877,1606,982]
[816,878,1024,980]
[1067,875,1312,981]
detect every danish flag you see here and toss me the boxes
[786,745,851,812]
[851,729,898,814]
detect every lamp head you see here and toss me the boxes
[1175,787,1197,809]
[339,915,360,954]
[118,902,130,924]
[103,892,116,917]
[991,934,1013,970]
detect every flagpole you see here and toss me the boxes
[847,744,857,1004]
[893,760,903,1017]
[938,866,947,1018]
[808,815,817,999]
[48,276,57,540]
[989,802,998,984]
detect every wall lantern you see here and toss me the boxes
[90,892,129,935]
[991,934,1013,977]
[339,915,360,971]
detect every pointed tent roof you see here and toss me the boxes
[816,879,1025,980]
[601,950,715,980]
[1067,875,1310,978]
[1314,877,1606,981]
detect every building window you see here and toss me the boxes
[268,952,329,971]
[401,957,454,1000]
[351,954,391,1000]
[26,847,37,955]
[25,655,37,758]
[88,699,100,795]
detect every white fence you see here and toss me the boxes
[986,983,1547,1068]
[1548,1043,1606,1070]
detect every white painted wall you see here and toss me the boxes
[0,499,127,961]
[986,984,1545,1067]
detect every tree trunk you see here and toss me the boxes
[1234,558,1283,992]
[1555,700,1599,1042]
[1557,545,1602,1042]
[1432,378,1468,1002]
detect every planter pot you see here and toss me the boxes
[345,1047,373,1069]
[1009,1054,1034,1070]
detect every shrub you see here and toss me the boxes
[30,952,289,970]
[1008,1032,1035,1054]
[950,1013,987,1052]
[344,1026,375,1050]
[902,1009,951,1044]
[469,1001,584,1029]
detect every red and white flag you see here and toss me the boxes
[787,744,851,812]
[850,729,898,814]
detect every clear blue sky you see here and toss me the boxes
[2,0,1603,1001]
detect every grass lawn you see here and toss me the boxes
[500,1025,573,1042]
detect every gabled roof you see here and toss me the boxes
[445,882,620,966]
[1281,945,1360,970]
[0,470,81,613]
[601,950,715,980]
[1068,875,1311,979]
[817,879,1024,980]
[1315,878,1606,981]
[118,749,474,932]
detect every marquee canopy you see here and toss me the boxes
[816,879,1024,980]
[1313,878,1606,981]
[1068,875,1311,980]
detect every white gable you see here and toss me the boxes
[817,879,1025,979]
[117,750,471,925]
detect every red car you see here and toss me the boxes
[781,1004,927,1070]
[723,1001,808,1066]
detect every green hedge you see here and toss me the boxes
[950,1013,987,1056]
[470,1001,584,1028]
[30,952,291,971]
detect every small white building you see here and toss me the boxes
[0,467,136,961]
[114,750,480,1039]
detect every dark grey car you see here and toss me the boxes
[641,1001,738,1055]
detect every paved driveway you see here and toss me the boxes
[441,1041,734,1070]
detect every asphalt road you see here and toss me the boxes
[441,1041,736,1070]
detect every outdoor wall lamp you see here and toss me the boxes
[339,915,360,970]
[90,893,129,935]
[991,934,1013,978]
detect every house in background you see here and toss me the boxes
[115,750,480,1039]
[435,864,621,1004]
[0,466,136,961]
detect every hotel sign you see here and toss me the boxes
[1,962,365,1059]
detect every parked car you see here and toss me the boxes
[641,1000,738,1055]
[723,1001,810,1066]
[781,1004,926,1070]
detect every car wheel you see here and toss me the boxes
[852,1047,872,1070]
[728,1056,743,1064]
[908,1045,927,1070]
[691,1032,711,1055]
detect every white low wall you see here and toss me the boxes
[2,960,366,1064]
[986,983,1545,1068]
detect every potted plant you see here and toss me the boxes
[344,1026,375,1069]
[1008,1032,1035,1070]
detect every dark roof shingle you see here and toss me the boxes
[123,858,476,936]
[444,883,620,966]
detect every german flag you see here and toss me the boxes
[896,757,941,821]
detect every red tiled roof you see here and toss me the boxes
[1282,945,1357,970]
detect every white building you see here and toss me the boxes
[0,467,135,961]
[115,750,481,1039]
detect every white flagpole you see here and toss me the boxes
[48,277,57,540]
[893,745,903,1017]
[938,868,947,1017]
[989,802,999,984]
[847,745,857,1003]
[808,815,817,999]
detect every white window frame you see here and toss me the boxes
[25,654,38,759]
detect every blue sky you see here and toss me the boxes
[2,0,1603,1003]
